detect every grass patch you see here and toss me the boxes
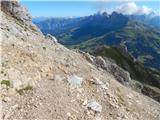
[42,47,46,50]
[1,70,4,74]
[1,80,10,87]
[116,91,126,107]
[117,94,125,104]
[116,87,121,92]
[16,85,33,95]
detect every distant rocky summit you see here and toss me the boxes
[1,1,160,120]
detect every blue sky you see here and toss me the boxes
[20,1,160,17]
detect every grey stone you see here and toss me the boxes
[67,75,83,87]
[95,56,106,68]
[54,75,64,81]
[86,100,102,113]
[1,1,34,28]
[45,34,57,43]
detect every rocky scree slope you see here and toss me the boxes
[0,1,160,120]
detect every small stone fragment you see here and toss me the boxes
[54,75,64,81]
[67,75,83,87]
[45,34,57,43]
[86,100,102,113]
[82,99,88,106]
[95,56,106,68]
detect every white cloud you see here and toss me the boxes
[116,2,155,15]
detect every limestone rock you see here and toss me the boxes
[67,75,83,87]
[81,51,95,63]
[86,100,102,113]
[93,56,132,86]
[90,77,108,90]
[54,75,65,81]
[45,34,58,43]
[94,56,106,68]
[1,1,36,30]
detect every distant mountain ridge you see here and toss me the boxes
[127,14,160,28]
[34,11,160,71]
[33,11,160,30]
[33,17,84,35]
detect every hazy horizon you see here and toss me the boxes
[21,1,160,17]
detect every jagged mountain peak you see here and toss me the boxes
[110,11,126,18]
[1,1,160,120]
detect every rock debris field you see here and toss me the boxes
[0,1,160,120]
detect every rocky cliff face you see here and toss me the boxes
[1,1,36,29]
[1,1,160,120]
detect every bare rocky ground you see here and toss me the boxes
[0,1,160,120]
